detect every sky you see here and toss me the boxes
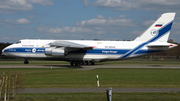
[1,0,180,43]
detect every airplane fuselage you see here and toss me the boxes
[2,39,174,62]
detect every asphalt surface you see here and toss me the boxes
[1,64,180,70]
[18,88,180,93]
[1,64,180,93]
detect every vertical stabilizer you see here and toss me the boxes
[134,13,176,42]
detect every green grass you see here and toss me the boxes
[12,93,180,101]
[1,60,180,100]
[1,68,180,88]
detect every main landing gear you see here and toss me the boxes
[70,61,95,66]
[24,59,29,64]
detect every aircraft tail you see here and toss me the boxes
[134,13,176,42]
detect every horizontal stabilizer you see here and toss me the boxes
[147,43,177,49]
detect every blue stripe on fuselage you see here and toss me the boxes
[69,49,129,54]
[5,47,130,54]
[4,47,45,53]
[4,47,164,56]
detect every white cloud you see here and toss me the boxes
[142,20,155,26]
[119,15,126,18]
[16,18,30,24]
[3,18,30,24]
[28,0,54,6]
[0,0,33,11]
[97,15,104,19]
[81,0,92,8]
[0,18,29,29]
[75,17,135,27]
[132,31,143,35]
[93,0,180,11]
[0,0,55,13]
[36,26,92,34]
[36,15,137,40]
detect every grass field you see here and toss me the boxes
[0,60,180,88]
[9,68,180,88]
[1,60,180,101]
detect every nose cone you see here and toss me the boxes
[1,45,11,56]
[1,48,6,56]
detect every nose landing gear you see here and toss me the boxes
[24,60,29,64]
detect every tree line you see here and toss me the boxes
[0,43,11,59]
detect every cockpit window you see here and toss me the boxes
[15,41,21,44]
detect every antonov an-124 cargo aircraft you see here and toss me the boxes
[2,13,177,66]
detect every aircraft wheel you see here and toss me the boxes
[84,61,88,65]
[24,60,29,64]
[91,62,95,65]
[70,62,74,66]
[81,62,85,65]
[86,61,91,66]
[79,62,82,65]
[75,62,79,66]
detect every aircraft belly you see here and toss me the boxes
[2,52,20,57]
[65,54,120,62]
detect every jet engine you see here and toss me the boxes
[45,47,65,57]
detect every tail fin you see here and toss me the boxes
[134,13,176,42]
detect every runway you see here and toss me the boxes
[1,64,180,70]
[18,88,180,93]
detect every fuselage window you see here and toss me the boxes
[15,41,21,44]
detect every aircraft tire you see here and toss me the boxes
[24,60,29,64]
[70,62,74,66]
[81,62,85,65]
[85,61,88,65]
[91,62,95,65]
[75,62,79,66]
[70,61,95,66]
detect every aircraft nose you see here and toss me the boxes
[1,47,9,56]
[1,48,6,55]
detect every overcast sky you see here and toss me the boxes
[1,0,180,43]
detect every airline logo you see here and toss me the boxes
[151,29,158,36]
[155,23,163,27]
[32,48,36,53]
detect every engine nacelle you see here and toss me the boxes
[45,47,65,57]
[44,47,55,56]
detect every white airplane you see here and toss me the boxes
[2,13,177,66]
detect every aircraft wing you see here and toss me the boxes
[50,41,94,50]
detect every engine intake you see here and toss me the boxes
[45,47,65,57]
